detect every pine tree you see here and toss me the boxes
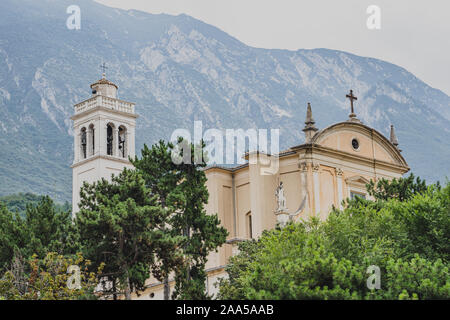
[366,173,429,201]
[131,141,185,299]
[0,196,74,272]
[0,202,26,272]
[75,168,182,299]
[132,139,228,299]
[23,196,74,258]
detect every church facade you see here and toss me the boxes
[198,96,409,297]
[71,77,409,299]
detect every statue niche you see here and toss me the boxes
[275,181,287,212]
[275,181,290,227]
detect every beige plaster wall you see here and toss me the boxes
[318,129,396,164]
[192,122,409,301]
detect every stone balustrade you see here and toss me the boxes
[74,95,135,115]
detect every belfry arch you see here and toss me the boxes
[106,123,115,156]
[80,127,87,159]
[88,123,95,156]
[118,125,127,158]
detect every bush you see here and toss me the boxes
[218,182,450,300]
[0,252,103,300]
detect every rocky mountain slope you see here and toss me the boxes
[0,0,449,201]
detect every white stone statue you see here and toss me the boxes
[275,181,287,212]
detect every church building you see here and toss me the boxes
[200,92,410,296]
[71,77,409,299]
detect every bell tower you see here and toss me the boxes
[71,74,138,216]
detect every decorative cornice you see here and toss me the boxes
[71,105,139,121]
[292,143,409,173]
[90,78,118,89]
[71,154,132,168]
[203,164,248,173]
[345,175,371,187]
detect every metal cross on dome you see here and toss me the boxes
[346,89,358,118]
[100,62,108,78]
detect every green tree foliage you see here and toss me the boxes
[132,139,228,300]
[337,183,449,262]
[75,168,183,300]
[219,180,450,300]
[0,203,26,273]
[131,141,185,299]
[216,239,260,300]
[22,196,75,259]
[380,256,449,300]
[0,252,103,300]
[219,223,367,300]
[0,193,71,215]
[366,173,429,202]
[1,138,227,300]
[0,196,74,273]
[0,193,42,214]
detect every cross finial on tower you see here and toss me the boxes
[100,62,108,78]
[346,89,358,120]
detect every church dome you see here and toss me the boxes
[90,77,118,89]
[90,76,118,98]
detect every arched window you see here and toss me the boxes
[106,123,114,156]
[80,127,87,159]
[89,124,95,156]
[246,211,252,239]
[118,126,127,158]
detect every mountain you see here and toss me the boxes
[0,0,449,202]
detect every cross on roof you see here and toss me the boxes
[100,62,108,78]
[346,89,358,118]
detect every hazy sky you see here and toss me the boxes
[96,0,450,96]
